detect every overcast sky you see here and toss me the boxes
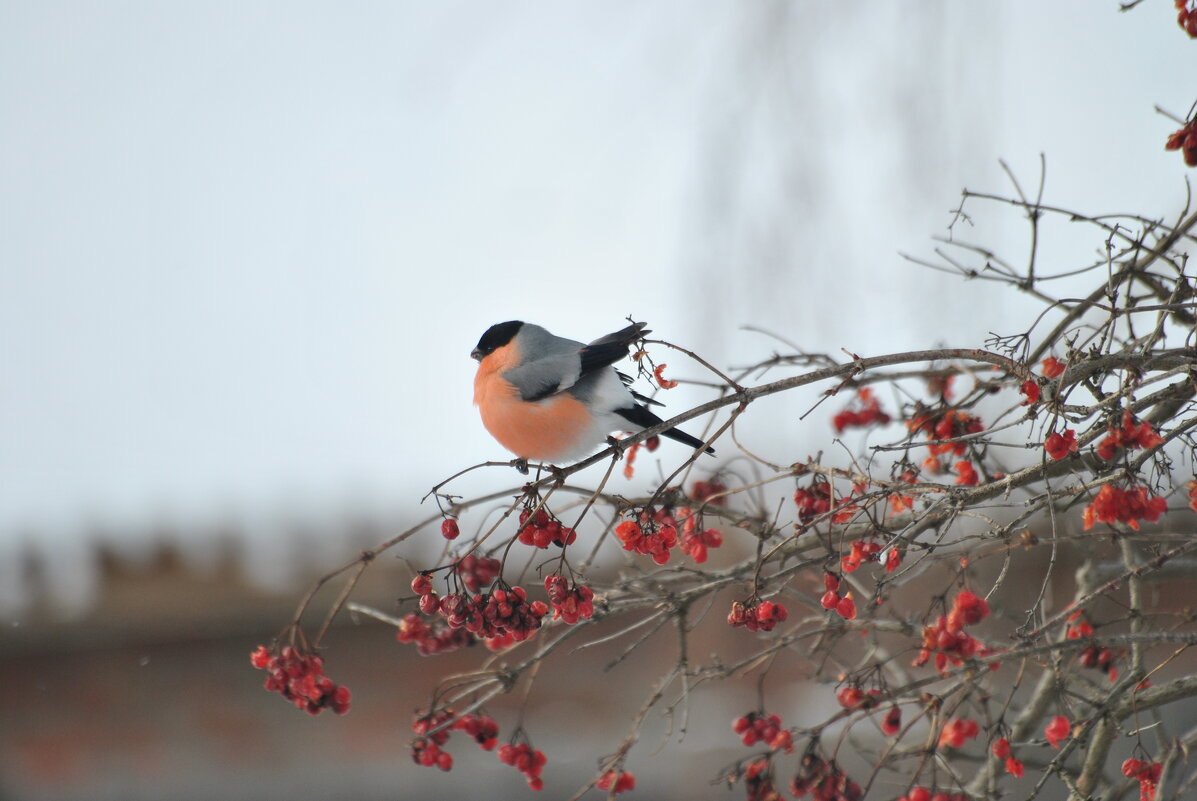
[2,1,1192,610]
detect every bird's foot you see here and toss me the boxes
[512,458,530,475]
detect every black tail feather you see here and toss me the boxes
[614,404,715,456]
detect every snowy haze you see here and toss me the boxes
[1,2,1192,610]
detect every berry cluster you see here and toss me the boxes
[1045,429,1078,460]
[1169,117,1197,165]
[743,759,781,801]
[789,754,862,801]
[1019,379,1040,405]
[1044,715,1071,749]
[881,705,902,736]
[396,612,473,656]
[614,519,677,564]
[543,573,595,624]
[1178,0,1197,36]
[954,460,980,486]
[728,598,789,632]
[1067,616,1123,681]
[438,587,548,641]
[455,553,501,593]
[913,590,994,674]
[907,408,984,460]
[937,718,979,749]
[518,507,577,549]
[1082,484,1168,531]
[832,387,892,433]
[652,504,724,564]
[732,711,793,751]
[991,737,1024,778]
[411,710,456,771]
[596,770,636,794]
[1122,757,1163,801]
[1096,411,1164,460]
[841,540,882,573]
[835,685,881,710]
[1041,356,1067,378]
[681,524,723,563]
[895,789,969,801]
[794,479,834,524]
[690,479,727,505]
[1079,643,1120,681]
[497,742,548,791]
[819,573,857,620]
[653,363,679,389]
[456,713,500,750]
[251,645,351,715]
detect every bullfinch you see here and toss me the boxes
[471,320,715,464]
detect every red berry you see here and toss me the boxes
[441,518,460,540]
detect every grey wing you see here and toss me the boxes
[501,325,586,402]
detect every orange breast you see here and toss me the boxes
[474,344,591,461]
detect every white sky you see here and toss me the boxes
[1,2,1192,610]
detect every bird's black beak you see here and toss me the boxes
[470,348,483,361]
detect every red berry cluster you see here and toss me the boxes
[1019,379,1040,405]
[728,598,789,632]
[653,363,679,389]
[992,737,1025,778]
[251,645,351,715]
[518,507,577,549]
[543,573,595,624]
[652,504,724,564]
[908,408,984,460]
[835,685,881,710]
[794,479,834,524]
[881,705,902,735]
[615,519,677,564]
[691,479,728,505]
[1045,715,1070,749]
[1079,643,1120,681]
[1082,484,1168,531]
[832,387,892,432]
[1096,411,1164,460]
[732,711,793,751]
[396,612,473,656]
[411,710,456,771]
[789,754,862,801]
[497,742,548,791]
[596,770,636,794]
[954,460,980,486]
[681,525,723,563]
[410,710,500,772]
[1045,429,1078,460]
[438,587,548,641]
[896,789,969,801]
[1169,117,1197,164]
[456,713,500,750]
[913,590,994,674]
[937,717,979,749]
[1041,356,1066,379]
[841,540,882,573]
[1187,479,1197,511]
[1122,757,1163,801]
[819,573,857,620]
[455,553,501,593]
[743,759,781,801]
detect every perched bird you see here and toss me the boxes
[471,320,714,464]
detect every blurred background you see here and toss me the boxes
[1,2,1193,799]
